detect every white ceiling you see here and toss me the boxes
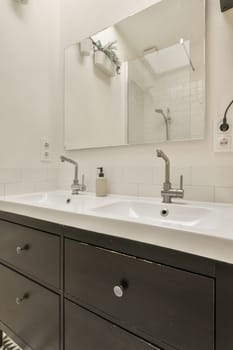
[115,0,204,59]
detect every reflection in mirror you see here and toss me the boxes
[64,32,127,150]
[127,0,205,144]
[64,0,205,150]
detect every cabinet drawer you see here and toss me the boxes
[65,239,214,350]
[0,264,59,350]
[65,299,160,350]
[0,220,60,288]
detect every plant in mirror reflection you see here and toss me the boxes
[92,39,121,74]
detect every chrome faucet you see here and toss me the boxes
[156,149,184,203]
[60,155,86,195]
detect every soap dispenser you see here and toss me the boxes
[96,167,107,197]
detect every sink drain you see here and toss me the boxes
[160,208,169,217]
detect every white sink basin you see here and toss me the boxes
[92,200,214,228]
[3,191,102,212]
[1,191,227,232]
[1,191,233,265]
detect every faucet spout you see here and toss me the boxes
[60,155,86,195]
[156,149,171,190]
[60,155,78,166]
[156,149,184,203]
[60,156,78,182]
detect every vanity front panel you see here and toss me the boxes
[0,220,60,288]
[65,239,215,350]
[65,299,161,350]
[0,264,60,350]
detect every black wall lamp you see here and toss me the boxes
[220,100,233,132]
[220,0,233,12]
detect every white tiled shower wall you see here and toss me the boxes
[143,71,204,142]
[128,61,203,144]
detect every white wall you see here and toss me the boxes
[0,0,61,195]
[64,27,128,150]
[59,0,233,203]
[61,0,161,49]
[2,0,232,202]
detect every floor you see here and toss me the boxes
[1,334,21,350]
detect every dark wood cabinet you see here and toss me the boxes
[65,239,215,350]
[0,264,60,350]
[0,220,60,288]
[0,211,232,350]
[220,0,233,11]
[65,300,161,350]
[216,262,233,349]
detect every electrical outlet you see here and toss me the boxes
[217,119,231,135]
[214,119,233,152]
[215,135,232,152]
[40,139,51,162]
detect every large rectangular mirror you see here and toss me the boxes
[64,0,205,150]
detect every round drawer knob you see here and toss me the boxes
[16,293,29,305]
[16,244,29,255]
[113,285,124,298]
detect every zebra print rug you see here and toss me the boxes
[1,334,21,350]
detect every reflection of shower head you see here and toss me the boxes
[155,109,167,121]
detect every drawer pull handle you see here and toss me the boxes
[113,281,128,298]
[113,285,124,298]
[16,293,29,305]
[16,244,29,255]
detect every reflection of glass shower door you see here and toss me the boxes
[144,93,167,143]
[151,67,191,141]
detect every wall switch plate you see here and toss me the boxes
[40,139,51,162]
[215,135,232,151]
[214,119,233,152]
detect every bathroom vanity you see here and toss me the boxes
[0,192,232,350]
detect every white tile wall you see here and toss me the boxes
[192,166,215,186]
[123,167,153,185]
[184,186,214,202]
[58,164,233,204]
[0,167,59,197]
[138,184,161,197]
[214,187,233,203]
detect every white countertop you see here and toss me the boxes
[0,191,233,264]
